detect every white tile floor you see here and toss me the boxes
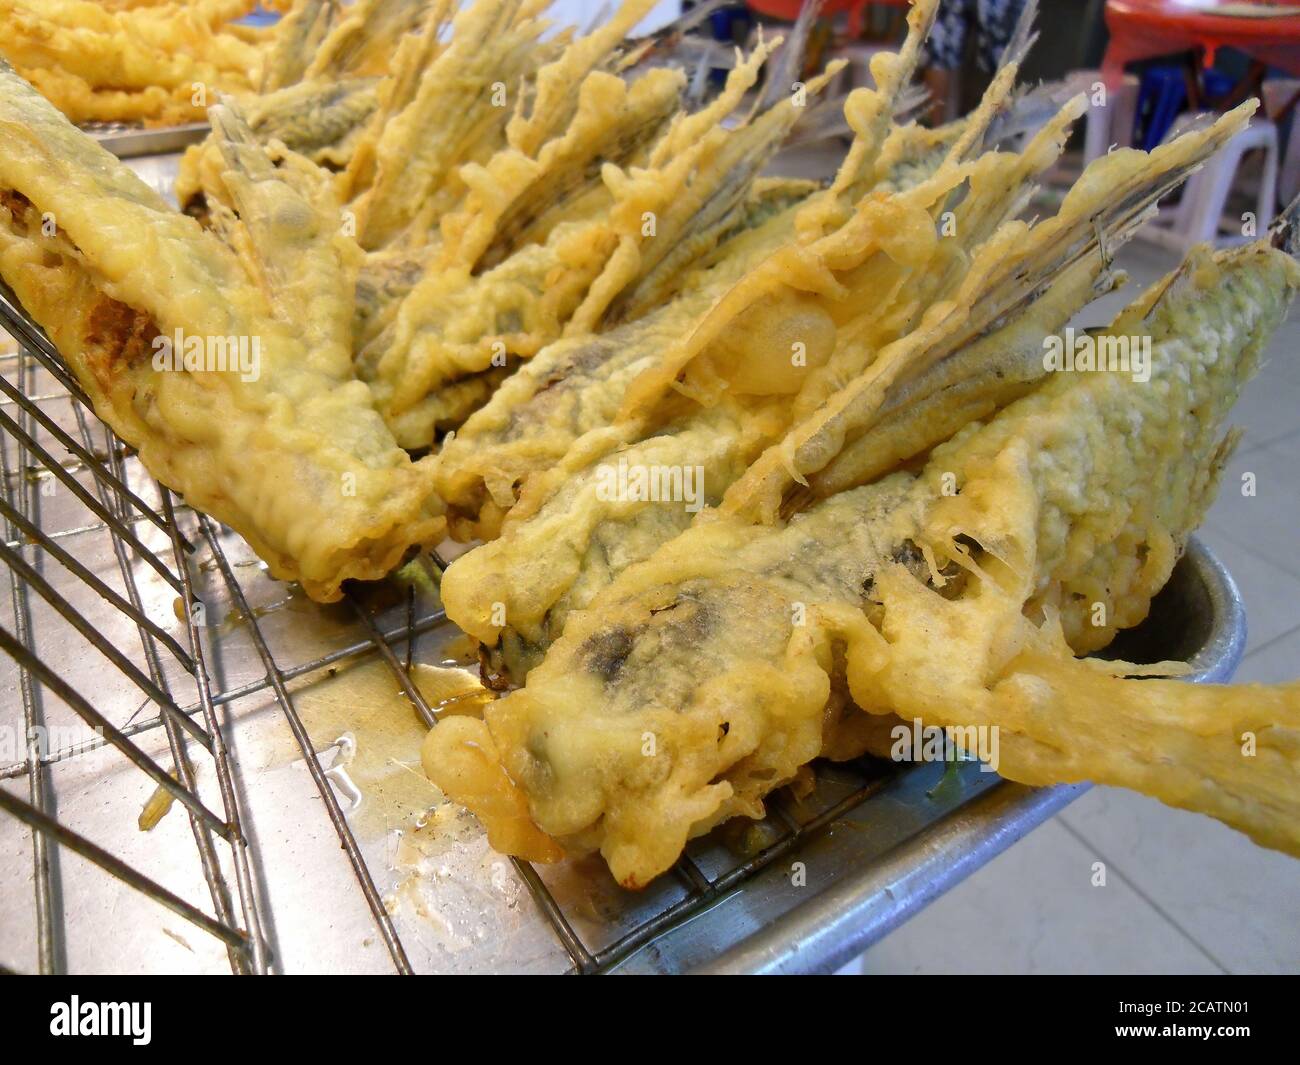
[849,237,1300,975]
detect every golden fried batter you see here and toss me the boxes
[426,231,1300,888]
[0,67,442,602]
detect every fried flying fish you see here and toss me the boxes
[303,0,443,83]
[178,0,446,213]
[359,32,840,448]
[425,3,950,523]
[0,65,441,602]
[438,59,686,274]
[249,0,424,162]
[437,76,1251,683]
[260,0,337,93]
[178,0,846,454]
[428,122,967,535]
[431,190,815,539]
[425,228,1300,886]
[0,0,263,125]
[176,75,385,215]
[348,0,555,252]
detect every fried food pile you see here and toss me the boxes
[0,0,441,128]
[427,234,1300,884]
[0,59,441,601]
[0,0,1297,889]
[0,0,267,126]
[422,1,1300,885]
[179,0,846,450]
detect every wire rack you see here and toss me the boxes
[0,282,924,975]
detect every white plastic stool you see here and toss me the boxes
[1261,78,1300,206]
[1080,72,1140,165]
[1144,113,1279,253]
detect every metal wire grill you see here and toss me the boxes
[0,316,267,973]
[0,284,908,975]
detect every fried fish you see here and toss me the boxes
[425,227,1300,886]
[0,63,442,602]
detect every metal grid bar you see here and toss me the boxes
[77,407,246,973]
[0,333,267,973]
[0,406,180,592]
[159,489,269,974]
[4,512,188,552]
[0,610,449,780]
[1,352,56,972]
[0,787,247,951]
[194,512,416,975]
[0,291,910,976]
[0,368,175,540]
[586,780,890,974]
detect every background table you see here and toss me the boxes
[1103,0,1300,81]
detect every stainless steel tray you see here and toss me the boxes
[0,156,1246,974]
[84,122,210,159]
